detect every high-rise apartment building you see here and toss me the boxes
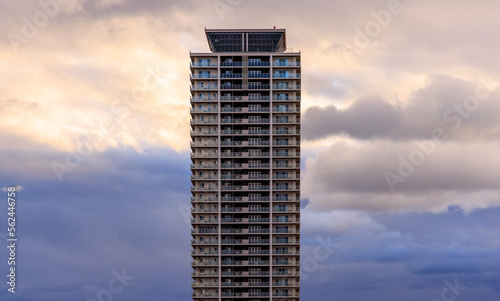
[190,28,300,301]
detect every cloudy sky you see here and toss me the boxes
[1,0,500,300]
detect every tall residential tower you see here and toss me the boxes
[190,28,300,301]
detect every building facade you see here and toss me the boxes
[190,29,300,301]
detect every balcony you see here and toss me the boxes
[190,130,218,136]
[221,163,271,169]
[190,62,218,67]
[191,174,219,180]
[190,108,218,113]
[190,74,218,79]
[190,119,219,125]
[272,152,299,158]
[191,292,217,298]
[273,175,300,180]
[220,152,270,158]
[273,130,300,135]
[220,129,271,135]
[272,282,300,287]
[191,197,218,203]
[274,118,300,124]
[190,96,218,102]
[273,141,300,146]
[220,61,243,67]
[273,206,300,213]
[273,96,301,101]
[190,152,218,158]
[273,229,300,234]
[273,107,301,113]
[191,218,218,224]
[191,229,218,234]
[221,96,271,101]
[191,207,219,213]
[190,85,218,90]
[192,271,219,277]
[220,141,270,147]
[191,250,219,255]
[192,281,218,287]
[273,62,301,67]
[220,174,270,180]
[273,73,301,79]
[272,218,300,223]
[247,61,270,67]
[221,107,270,113]
[273,163,300,169]
[190,164,218,169]
[273,239,300,245]
[192,239,218,245]
[272,85,301,90]
[273,261,299,266]
[191,186,218,192]
[220,73,242,78]
[273,186,300,191]
[273,249,300,255]
[221,196,270,202]
[272,197,299,202]
[191,260,219,266]
[273,271,300,276]
[220,207,270,213]
[190,141,218,147]
[248,73,270,78]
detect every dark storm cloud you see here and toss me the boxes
[300,208,500,301]
[0,136,193,301]
[303,75,500,141]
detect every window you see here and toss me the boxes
[276,58,289,66]
[199,58,210,66]
[277,104,289,112]
[199,70,210,78]
[277,93,288,100]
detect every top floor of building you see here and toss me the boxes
[192,28,298,54]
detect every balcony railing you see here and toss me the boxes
[272,85,301,90]
[190,74,218,79]
[191,206,219,213]
[273,62,301,67]
[190,152,218,158]
[272,152,299,158]
[273,73,301,79]
[273,240,300,244]
[190,62,218,67]
[190,141,218,147]
[190,85,218,90]
[190,97,218,102]
[273,96,301,101]
[190,119,219,124]
[190,130,218,135]
[190,164,218,169]
[191,218,218,224]
[273,207,300,212]
[273,141,300,146]
[273,107,301,113]
[273,163,300,168]
[191,197,218,202]
[273,186,300,191]
[273,175,300,180]
[274,119,300,124]
[191,239,218,245]
[191,186,219,192]
[190,108,218,113]
[221,96,271,101]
